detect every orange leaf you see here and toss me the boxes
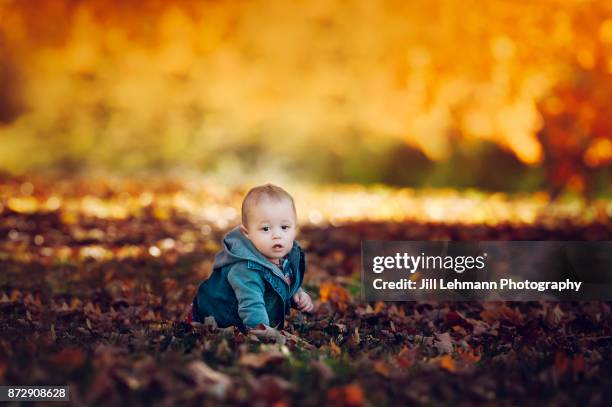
[457,346,481,364]
[329,339,342,357]
[70,298,82,310]
[327,384,364,407]
[438,355,456,372]
[10,289,21,302]
[373,360,390,377]
[319,282,348,303]
[319,282,349,311]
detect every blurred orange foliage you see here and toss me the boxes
[319,281,349,311]
[0,0,611,186]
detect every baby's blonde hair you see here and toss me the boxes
[241,184,296,226]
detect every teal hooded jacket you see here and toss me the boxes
[192,226,306,331]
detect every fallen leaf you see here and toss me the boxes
[310,360,335,383]
[434,332,454,354]
[188,360,231,399]
[49,348,86,372]
[248,324,285,344]
[327,383,364,407]
[553,352,569,375]
[437,355,456,372]
[397,346,417,369]
[373,360,390,377]
[329,339,342,357]
[239,348,285,369]
[481,303,524,326]
[572,354,585,373]
[319,282,349,311]
[457,345,481,364]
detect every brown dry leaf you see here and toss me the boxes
[445,310,473,329]
[481,303,524,326]
[0,360,7,382]
[87,371,116,404]
[115,369,143,390]
[248,324,285,344]
[161,277,178,293]
[553,352,569,375]
[239,347,285,369]
[57,301,70,312]
[140,309,156,321]
[49,347,86,372]
[188,360,231,399]
[310,360,335,383]
[466,317,494,336]
[434,332,454,354]
[545,304,564,327]
[397,346,417,369]
[280,330,315,350]
[84,301,99,315]
[261,373,295,389]
[451,325,468,336]
[249,374,295,405]
[572,354,586,373]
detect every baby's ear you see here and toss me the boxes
[240,224,249,237]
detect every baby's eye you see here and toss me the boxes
[281,225,291,230]
[261,226,270,232]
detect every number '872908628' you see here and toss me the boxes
[1,386,69,401]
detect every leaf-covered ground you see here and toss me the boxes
[1,178,611,406]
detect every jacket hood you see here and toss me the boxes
[213,226,302,271]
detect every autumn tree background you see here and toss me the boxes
[1,1,611,406]
[1,0,611,195]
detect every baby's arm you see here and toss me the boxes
[227,266,269,328]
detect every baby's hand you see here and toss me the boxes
[292,289,314,312]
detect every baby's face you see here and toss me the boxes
[241,198,297,262]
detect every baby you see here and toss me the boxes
[189,184,313,331]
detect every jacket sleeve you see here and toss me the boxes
[289,250,307,308]
[227,265,269,328]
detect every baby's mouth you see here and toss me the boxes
[272,243,283,250]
